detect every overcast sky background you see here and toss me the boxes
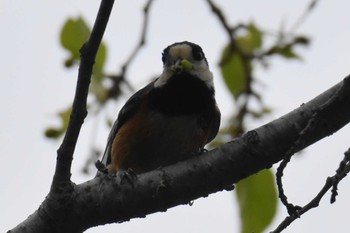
[1,0,350,232]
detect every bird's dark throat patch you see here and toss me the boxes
[148,73,215,117]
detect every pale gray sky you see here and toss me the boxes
[1,1,350,232]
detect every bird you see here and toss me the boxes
[98,41,221,174]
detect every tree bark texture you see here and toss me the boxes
[9,76,350,233]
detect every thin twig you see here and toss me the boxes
[205,0,234,41]
[290,0,319,32]
[120,0,154,81]
[206,0,251,61]
[275,80,345,215]
[53,0,115,186]
[271,148,350,233]
[276,155,302,216]
[205,0,257,136]
[106,0,154,96]
[331,148,350,203]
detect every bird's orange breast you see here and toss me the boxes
[108,102,209,173]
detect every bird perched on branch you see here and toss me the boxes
[97,41,221,174]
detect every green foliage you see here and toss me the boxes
[220,47,247,98]
[46,17,109,139]
[60,16,108,102]
[61,17,90,66]
[266,36,310,60]
[217,21,309,233]
[45,107,72,139]
[220,23,262,99]
[90,42,108,103]
[236,169,278,233]
[237,23,263,54]
[220,22,309,101]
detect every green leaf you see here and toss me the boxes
[248,23,263,49]
[235,169,278,233]
[44,128,64,139]
[60,16,107,73]
[274,44,300,59]
[237,23,263,53]
[267,35,310,60]
[94,42,107,78]
[90,77,109,103]
[220,46,247,98]
[60,17,91,64]
[60,16,108,103]
[90,42,108,103]
[220,23,262,99]
[44,107,72,139]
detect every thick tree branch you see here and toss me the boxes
[78,76,350,229]
[12,75,350,232]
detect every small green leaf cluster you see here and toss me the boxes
[217,22,308,233]
[45,17,114,139]
[218,22,309,139]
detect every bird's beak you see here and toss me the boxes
[171,58,193,73]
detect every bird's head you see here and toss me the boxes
[154,41,214,89]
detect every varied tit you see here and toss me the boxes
[99,41,221,174]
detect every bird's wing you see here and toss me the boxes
[100,80,156,166]
[207,104,221,143]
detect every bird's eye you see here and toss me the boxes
[192,48,204,61]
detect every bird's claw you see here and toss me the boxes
[95,160,108,174]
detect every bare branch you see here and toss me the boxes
[331,148,350,203]
[121,0,154,77]
[290,0,319,32]
[106,0,154,93]
[52,0,115,187]
[276,75,349,215]
[205,0,234,41]
[271,147,350,233]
